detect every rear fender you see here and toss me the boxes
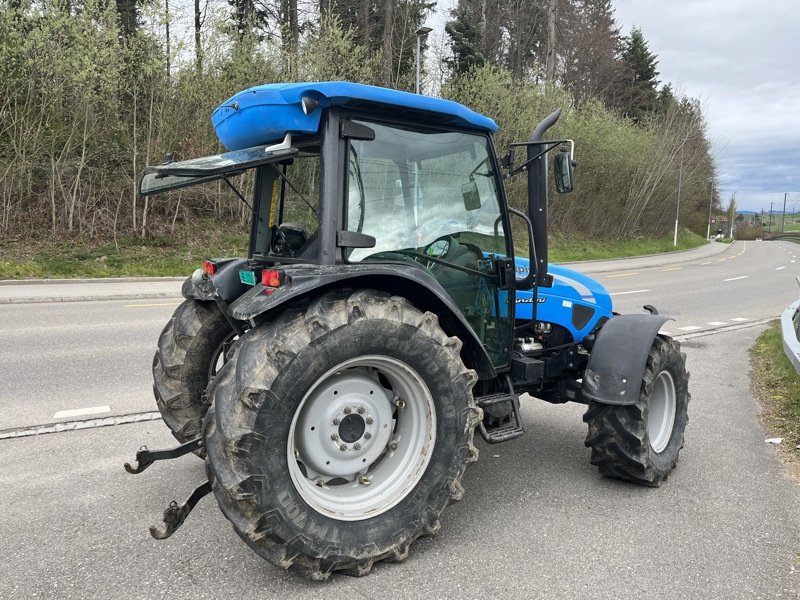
[181,258,251,304]
[228,264,497,380]
[582,314,672,406]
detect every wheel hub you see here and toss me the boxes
[294,371,394,479]
[339,413,366,443]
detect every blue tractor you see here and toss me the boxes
[127,82,690,579]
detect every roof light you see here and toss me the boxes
[301,95,319,115]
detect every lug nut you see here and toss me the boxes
[333,417,340,425]
[357,406,365,414]
[331,433,339,441]
[366,417,374,425]
[353,443,361,450]
[339,444,347,451]
[344,407,352,414]
[364,432,372,440]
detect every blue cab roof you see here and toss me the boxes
[212,81,498,151]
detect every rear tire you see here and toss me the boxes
[153,299,238,445]
[204,289,481,580]
[583,335,690,487]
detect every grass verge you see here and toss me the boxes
[2,224,711,279]
[549,229,708,262]
[0,222,248,279]
[751,322,800,478]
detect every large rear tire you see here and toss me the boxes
[204,289,481,580]
[583,335,690,487]
[153,299,238,444]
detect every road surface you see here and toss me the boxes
[0,240,798,599]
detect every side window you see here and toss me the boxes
[263,153,321,259]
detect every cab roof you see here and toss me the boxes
[212,81,498,151]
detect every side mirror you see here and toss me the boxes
[554,150,574,194]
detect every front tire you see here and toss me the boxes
[204,290,481,579]
[583,335,690,486]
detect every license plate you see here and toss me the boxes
[239,270,256,286]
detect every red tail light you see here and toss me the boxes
[261,269,283,288]
[202,260,216,275]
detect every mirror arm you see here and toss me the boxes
[503,139,573,179]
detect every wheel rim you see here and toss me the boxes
[208,332,238,380]
[648,370,676,453]
[288,355,436,521]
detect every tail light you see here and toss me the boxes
[202,260,216,275]
[261,269,283,288]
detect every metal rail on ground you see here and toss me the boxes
[780,275,800,375]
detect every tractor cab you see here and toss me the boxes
[140,83,529,369]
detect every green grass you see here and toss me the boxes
[2,224,710,279]
[0,223,248,279]
[751,323,800,468]
[548,229,708,262]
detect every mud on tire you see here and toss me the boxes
[203,289,481,580]
[153,299,238,445]
[583,335,690,487]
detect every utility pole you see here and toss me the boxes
[769,202,773,233]
[783,192,788,232]
[706,183,713,240]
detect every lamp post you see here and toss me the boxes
[706,183,713,240]
[415,26,432,95]
[673,145,684,247]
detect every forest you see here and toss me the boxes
[0,0,719,246]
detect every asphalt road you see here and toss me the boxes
[1,241,799,598]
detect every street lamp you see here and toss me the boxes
[415,26,432,95]
[673,145,684,247]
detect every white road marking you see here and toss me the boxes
[609,289,651,296]
[678,325,703,331]
[730,317,750,322]
[776,266,786,270]
[707,321,727,326]
[723,276,749,282]
[53,405,111,419]
[606,272,639,278]
[661,267,682,271]
[124,302,181,308]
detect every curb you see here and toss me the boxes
[0,293,183,305]
[0,276,185,286]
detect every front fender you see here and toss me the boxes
[582,314,672,405]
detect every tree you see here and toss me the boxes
[618,27,660,122]
[560,0,624,104]
[445,2,486,74]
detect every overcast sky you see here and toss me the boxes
[612,0,800,213]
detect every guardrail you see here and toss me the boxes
[781,275,800,375]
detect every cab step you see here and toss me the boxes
[475,387,524,444]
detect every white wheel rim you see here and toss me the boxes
[288,356,436,521]
[648,370,676,453]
